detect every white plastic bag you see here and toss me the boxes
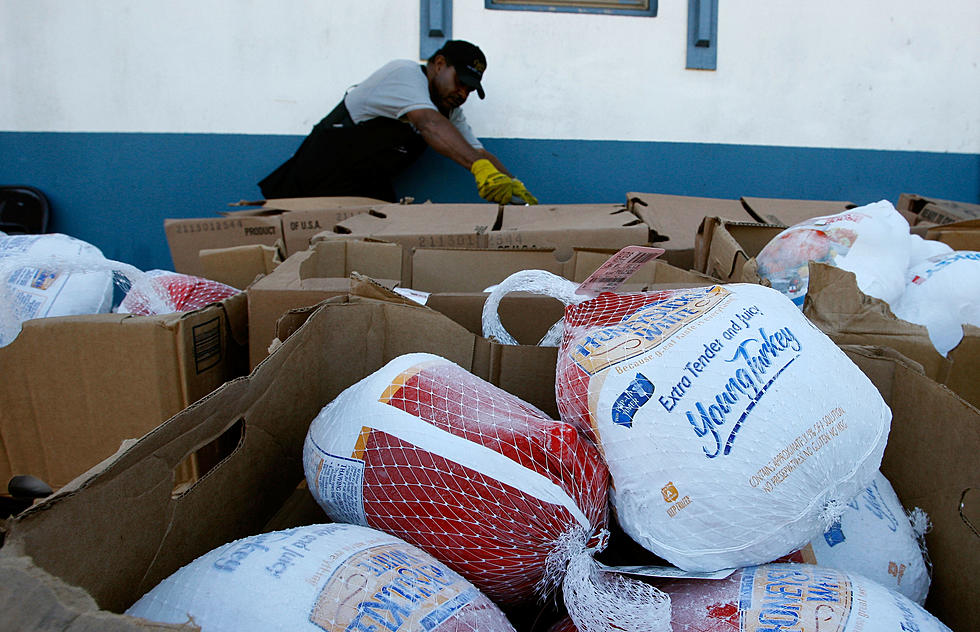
[0,233,114,346]
[126,523,517,631]
[890,251,980,356]
[756,200,912,307]
[555,283,891,571]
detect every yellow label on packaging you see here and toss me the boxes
[740,566,852,632]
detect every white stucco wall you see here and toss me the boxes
[2,1,978,152]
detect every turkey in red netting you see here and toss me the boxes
[118,269,239,315]
[303,353,610,606]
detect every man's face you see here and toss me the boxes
[430,56,474,113]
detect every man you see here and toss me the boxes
[258,40,537,205]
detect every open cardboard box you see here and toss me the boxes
[693,216,785,283]
[331,202,650,286]
[0,293,975,631]
[0,293,249,492]
[803,262,980,410]
[165,197,387,277]
[897,193,980,227]
[246,239,402,368]
[626,192,757,270]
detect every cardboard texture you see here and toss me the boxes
[332,203,651,286]
[693,216,785,283]
[739,196,855,226]
[803,262,980,410]
[407,247,715,294]
[924,219,980,251]
[627,192,755,270]
[164,215,282,277]
[0,293,249,491]
[246,239,402,368]
[198,243,282,290]
[0,295,975,631]
[897,193,980,226]
[166,197,387,277]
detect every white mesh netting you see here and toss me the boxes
[554,283,892,572]
[549,562,952,632]
[126,523,517,631]
[303,353,671,632]
[482,269,587,347]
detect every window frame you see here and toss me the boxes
[485,0,657,18]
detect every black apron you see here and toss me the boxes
[258,95,429,202]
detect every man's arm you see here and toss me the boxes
[403,107,482,169]
[403,107,536,204]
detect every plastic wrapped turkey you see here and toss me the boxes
[303,353,671,632]
[126,523,517,631]
[555,283,891,572]
[547,563,950,632]
[117,269,239,315]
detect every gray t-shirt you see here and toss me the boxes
[343,59,483,149]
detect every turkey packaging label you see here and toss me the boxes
[556,283,891,571]
[783,471,930,605]
[0,233,113,345]
[663,564,950,632]
[126,523,515,632]
[304,353,609,605]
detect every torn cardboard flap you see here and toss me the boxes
[199,242,283,290]
[803,262,980,409]
[693,216,785,283]
[246,240,404,368]
[627,192,755,269]
[739,196,855,227]
[898,193,980,226]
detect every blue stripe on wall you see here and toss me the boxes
[1,131,977,273]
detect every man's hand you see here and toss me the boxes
[470,159,538,205]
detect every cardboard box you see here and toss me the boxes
[199,243,282,290]
[627,193,756,270]
[246,239,402,368]
[924,219,980,251]
[165,197,387,277]
[803,262,980,410]
[332,203,651,286]
[407,246,716,294]
[693,216,785,283]
[164,214,283,277]
[0,294,974,631]
[739,196,855,226]
[0,293,249,491]
[897,193,980,226]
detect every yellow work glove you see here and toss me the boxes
[470,159,538,205]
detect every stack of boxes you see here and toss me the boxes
[0,192,976,631]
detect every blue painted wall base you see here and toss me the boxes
[1,131,977,272]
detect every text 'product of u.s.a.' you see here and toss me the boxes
[125,523,517,632]
[555,283,891,572]
[303,353,671,632]
[549,562,951,632]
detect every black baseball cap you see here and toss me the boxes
[433,40,487,99]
